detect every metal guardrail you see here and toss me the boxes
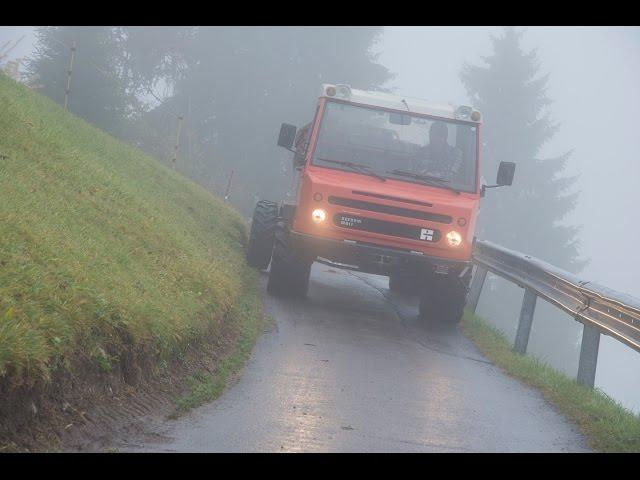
[466,239,640,388]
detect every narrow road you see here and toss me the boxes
[121,264,589,452]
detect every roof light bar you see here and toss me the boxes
[322,83,351,99]
[456,105,482,122]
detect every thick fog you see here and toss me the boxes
[2,26,638,412]
[379,26,640,297]
[379,26,640,412]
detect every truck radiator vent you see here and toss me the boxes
[328,196,452,224]
[333,213,442,243]
[351,190,433,207]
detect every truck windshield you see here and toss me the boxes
[312,101,478,193]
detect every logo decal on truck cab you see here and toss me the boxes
[334,214,440,243]
[420,228,434,241]
[339,216,363,228]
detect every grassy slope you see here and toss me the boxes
[0,73,259,389]
[462,310,640,452]
[170,292,267,418]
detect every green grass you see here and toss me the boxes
[462,310,640,452]
[0,73,257,388]
[171,273,264,417]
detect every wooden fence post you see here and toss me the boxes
[64,41,76,111]
[172,115,183,169]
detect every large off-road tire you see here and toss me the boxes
[246,200,279,269]
[388,271,419,296]
[267,221,311,298]
[418,274,467,329]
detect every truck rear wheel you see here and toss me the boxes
[418,274,467,328]
[267,222,311,297]
[246,200,279,269]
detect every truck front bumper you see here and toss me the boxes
[289,230,471,277]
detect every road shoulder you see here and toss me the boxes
[461,310,640,453]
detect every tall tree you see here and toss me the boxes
[113,26,194,102]
[26,27,132,135]
[460,27,585,373]
[461,27,584,272]
[133,27,393,215]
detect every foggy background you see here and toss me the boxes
[378,26,640,413]
[1,26,638,412]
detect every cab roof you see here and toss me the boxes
[320,83,481,122]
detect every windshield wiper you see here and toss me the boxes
[316,157,386,182]
[386,169,461,195]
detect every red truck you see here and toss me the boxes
[247,84,515,326]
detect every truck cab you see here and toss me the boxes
[246,83,515,326]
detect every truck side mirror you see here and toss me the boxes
[277,123,297,150]
[496,161,516,186]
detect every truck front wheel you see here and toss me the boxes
[246,200,279,269]
[267,222,311,297]
[418,274,467,328]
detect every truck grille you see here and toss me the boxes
[328,196,452,224]
[333,213,441,243]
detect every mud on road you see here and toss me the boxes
[114,264,590,452]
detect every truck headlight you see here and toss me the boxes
[446,231,462,247]
[312,208,326,224]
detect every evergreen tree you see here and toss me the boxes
[113,26,194,102]
[26,27,131,135]
[460,27,585,374]
[461,27,585,272]
[134,27,393,215]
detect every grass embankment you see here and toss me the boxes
[0,73,262,417]
[462,310,640,452]
[171,284,264,418]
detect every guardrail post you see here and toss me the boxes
[576,324,600,388]
[514,288,537,354]
[466,266,487,314]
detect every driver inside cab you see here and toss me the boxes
[412,121,463,179]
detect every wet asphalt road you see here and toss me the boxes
[121,264,589,452]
